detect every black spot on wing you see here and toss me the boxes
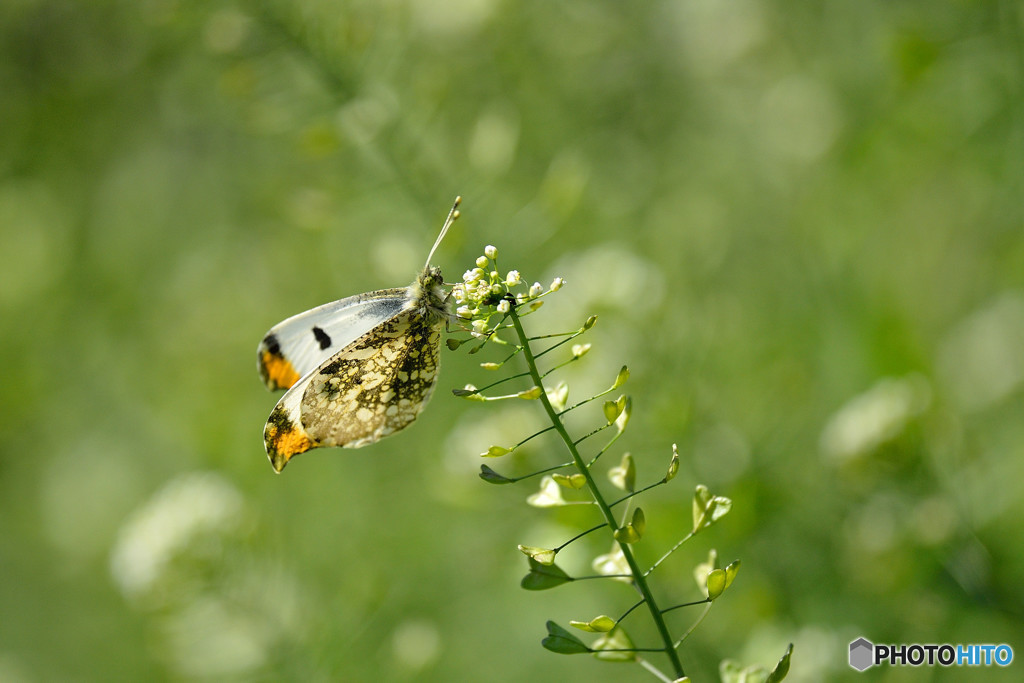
[312,326,332,350]
[263,334,282,356]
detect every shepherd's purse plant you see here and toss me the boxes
[446,245,793,682]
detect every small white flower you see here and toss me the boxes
[484,245,497,259]
[472,318,489,334]
[592,544,633,582]
[505,270,521,286]
[457,305,473,319]
[529,282,543,297]
[497,299,510,314]
[476,255,489,268]
[571,343,591,358]
[463,268,481,284]
[110,473,244,600]
[453,287,466,304]
[550,276,565,291]
[693,549,718,595]
[527,476,566,507]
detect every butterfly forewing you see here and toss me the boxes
[257,289,408,391]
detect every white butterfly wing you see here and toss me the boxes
[257,288,408,391]
[260,266,448,473]
[262,304,443,472]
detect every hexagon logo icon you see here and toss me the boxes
[849,637,874,671]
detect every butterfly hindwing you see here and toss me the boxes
[257,289,408,391]
[301,306,442,447]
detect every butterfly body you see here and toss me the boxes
[258,201,458,473]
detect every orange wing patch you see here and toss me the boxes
[264,404,316,473]
[258,333,302,390]
[260,350,301,390]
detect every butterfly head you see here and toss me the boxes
[420,264,444,288]
[407,265,448,325]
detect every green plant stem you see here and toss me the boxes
[535,331,585,358]
[644,531,695,577]
[609,480,667,509]
[510,460,574,483]
[637,657,676,683]
[674,602,713,649]
[508,308,686,680]
[556,522,608,551]
[661,598,710,615]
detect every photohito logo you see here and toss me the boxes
[849,637,1013,671]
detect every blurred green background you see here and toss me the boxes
[2,0,1022,680]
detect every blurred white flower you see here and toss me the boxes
[820,375,931,462]
[392,619,442,673]
[938,293,1024,412]
[159,595,267,677]
[693,549,719,596]
[110,472,245,600]
[592,543,632,583]
[526,476,566,507]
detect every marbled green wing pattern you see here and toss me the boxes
[301,306,442,447]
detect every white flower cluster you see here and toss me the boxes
[450,245,565,338]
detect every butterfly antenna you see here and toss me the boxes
[425,196,461,267]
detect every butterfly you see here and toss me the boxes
[257,198,460,472]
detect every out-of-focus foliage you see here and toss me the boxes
[1,0,1022,681]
